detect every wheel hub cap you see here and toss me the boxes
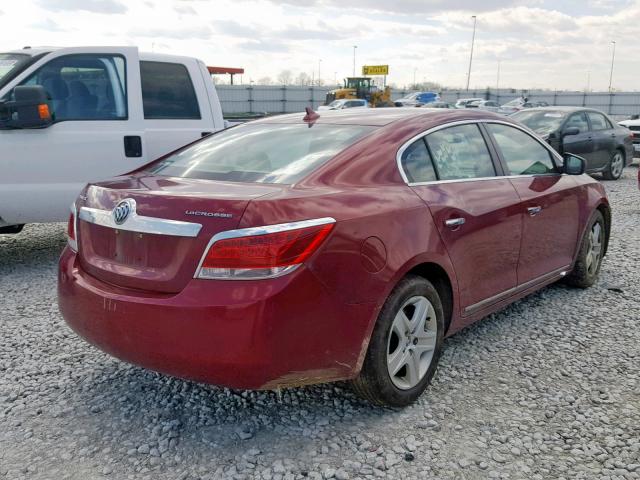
[386,295,437,390]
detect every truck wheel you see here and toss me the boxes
[564,211,606,288]
[351,275,444,407]
[0,224,25,234]
[602,150,624,180]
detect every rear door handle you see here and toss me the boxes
[527,206,542,216]
[445,218,466,228]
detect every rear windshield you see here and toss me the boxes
[147,123,376,184]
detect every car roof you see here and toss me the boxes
[254,107,508,127]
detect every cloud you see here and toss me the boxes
[259,0,539,14]
[237,40,290,53]
[31,18,67,32]
[35,0,127,14]
[133,25,213,40]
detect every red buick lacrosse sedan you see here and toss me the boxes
[58,108,610,406]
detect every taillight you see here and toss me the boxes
[196,217,335,280]
[67,204,78,252]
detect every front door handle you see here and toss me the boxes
[445,217,466,228]
[527,206,542,216]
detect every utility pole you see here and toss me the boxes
[413,68,417,87]
[334,71,337,85]
[586,70,591,92]
[352,45,357,76]
[608,41,616,92]
[465,15,477,91]
[496,60,501,93]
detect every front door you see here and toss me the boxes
[400,123,523,314]
[0,47,146,224]
[562,111,595,167]
[485,122,581,283]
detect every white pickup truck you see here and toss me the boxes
[0,46,226,233]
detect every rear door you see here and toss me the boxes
[586,111,616,169]
[561,112,594,166]
[139,57,217,161]
[401,122,523,316]
[0,47,145,224]
[485,122,580,283]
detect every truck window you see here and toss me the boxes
[18,54,127,121]
[140,61,201,120]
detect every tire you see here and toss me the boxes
[351,275,444,407]
[602,150,625,180]
[564,210,606,288]
[0,224,25,234]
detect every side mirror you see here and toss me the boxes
[563,153,586,175]
[0,85,53,129]
[562,126,580,137]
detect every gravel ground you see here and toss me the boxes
[1,167,639,480]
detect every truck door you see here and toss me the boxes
[138,57,221,161]
[0,47,146,224]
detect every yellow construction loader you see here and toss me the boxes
[325,77,393,107]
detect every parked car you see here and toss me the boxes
[512,107,633,180]
[618,116,640,156]
[59,108,610,407]
[318,98,368,111]
[422,101,453,109]
[0,46,226,234]
[465,99,502,113]
[454,97,483,109]
[501,98,550,115]
[394,91,439,107]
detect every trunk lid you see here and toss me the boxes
[76,175,281,293]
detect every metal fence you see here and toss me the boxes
[216,85,640,120]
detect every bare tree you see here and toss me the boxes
[277,70,293,85]
[296,72,311,86]
[257,76,273,85]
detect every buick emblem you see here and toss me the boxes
[112,199,135,225]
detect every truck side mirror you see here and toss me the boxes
[563,153,586,175]
[0,85,54,129]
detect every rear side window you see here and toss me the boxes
[140,61,200,120]
[424,124,496,180]
[587,111,611,131]
[147,123,375,184]
[400,139,437,183]
[487,123,557,175]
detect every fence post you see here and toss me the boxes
[608,92,614,116]
[248,85,253,114]
[281,86,287,114]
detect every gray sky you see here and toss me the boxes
[1,0,638,90]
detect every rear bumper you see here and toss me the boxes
[58,247,377,389]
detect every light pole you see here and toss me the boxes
[352,45,357,76]
[334,71,337,85]
[465,15,477,91]
[496,60,501,92]
[608,41,616,92]
[413,68,417,87]
[318,59,322,86]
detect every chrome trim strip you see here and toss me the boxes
[79,205,202,238]
[194,217,337,279]
[464,266,570,315]
[396,118,564,185]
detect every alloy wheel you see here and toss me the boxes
[585,222,603,276]
[386,295,437,390]
[610,152,624,178]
